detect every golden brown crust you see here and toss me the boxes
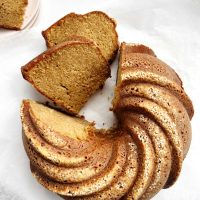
[21,101,137,199]
[118,42,194,119]
[21,100,134,198]
[42,11,119,64]
[114,43,193,190]
[22,40,94,75]
[120,42,156,57]
[0,25,21,30]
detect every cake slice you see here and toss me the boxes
[42,11,119,63]
[0,0,28,30]
[21,39,110,115]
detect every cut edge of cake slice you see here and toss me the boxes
[21,38,110,115]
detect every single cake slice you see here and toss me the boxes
[21,40,110,115]
[42,11,119,63]
[0,0,28,30]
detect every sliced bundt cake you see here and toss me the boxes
[42,11,119,63]
[21,39,110,115]
[20,43,194,200]
[0,0,28,30]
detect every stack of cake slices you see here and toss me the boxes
[22,11,119,115]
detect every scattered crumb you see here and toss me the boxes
[79,115,85,119]
[109,107,113,111]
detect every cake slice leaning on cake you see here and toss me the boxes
[21,38,110,115]
[0,0,28,30]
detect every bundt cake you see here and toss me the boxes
[20,43,194,200]
[42,11,119,63]
[0,0,28,30]
[21,39,110,115]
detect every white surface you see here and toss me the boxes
[0,0,200,199]
[0,0,40,40]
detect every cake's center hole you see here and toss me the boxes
[80,59,118,129]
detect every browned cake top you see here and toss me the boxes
[113,43,193,193]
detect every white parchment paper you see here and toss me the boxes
[0,0,200,199]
